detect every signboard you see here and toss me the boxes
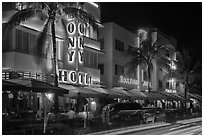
[58,69,91,85]
[142,81,151,87]
[120,76,139,86]
[67,21,85,66]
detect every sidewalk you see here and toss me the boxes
[89,117,202,135]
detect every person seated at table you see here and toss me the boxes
[36,108,44,121]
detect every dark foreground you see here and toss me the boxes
[3,111,201,135]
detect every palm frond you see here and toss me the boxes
[125,57,145,75]
[35,9,49,21]
[63,6,97,28]
[33,19,51,64]
[5,8,35,31]
[61,17,69,45]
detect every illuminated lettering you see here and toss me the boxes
[63,71,68,81]
[68,37,76,49]
[66,21,86,66]
[78,51,83,64]
[58,69,91,85]
[78,37,84,49]
[68,51,75,63]
[78,23,85,35]
[67,22,76,35]
[78,72,83,84]
[120,76,139,85]
[69,71,77,83]
[84,73,89,85]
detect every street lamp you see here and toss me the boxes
[138,28,148,43]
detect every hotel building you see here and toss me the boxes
[98,22,182,93]
[2,2,102,111]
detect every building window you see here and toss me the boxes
[29,33,37,54]
[159,80,163,88]
[2,24,12,51]
[166,49,169,57]
[115,39,124,51]
[166,82,169,89]
[16,29,30,54]
[99,39,104,50]
[143,71,148,81]
[83,50,98,68]
[98,64,104,75]
[115,64,124,76]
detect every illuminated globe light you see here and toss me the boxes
[138,29,148,42]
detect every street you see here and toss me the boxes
[124,121,202,135]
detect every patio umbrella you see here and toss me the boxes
[109,87,131,99]
[128,89,147,100]
[2,79,29,90]
[59,84,103,98]
[3,79,68,94]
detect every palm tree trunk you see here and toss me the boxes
[184,77,188,98]
[183,77,189,109]
[51,17,59,113]
[147,65,151,93]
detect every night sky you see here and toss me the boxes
[100,2,202,61]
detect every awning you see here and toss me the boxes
[85,87,123,98]
[3,79,68,94]
[109,87,131,99]
[127,89,147,100]
[171,93,191,102]
[143,92,167,100]
[188,93,202,101]
[3,79,30,91]
[59,84,103,98]
[160,92,181,101]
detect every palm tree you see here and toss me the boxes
[174,48,201,98]
[126,28,172,93]
[4,2,98,112]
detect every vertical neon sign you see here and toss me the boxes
[64,17,91,85]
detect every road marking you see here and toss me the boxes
[181,127,202,135]
[165,125,201,135]
[170,124,191,131]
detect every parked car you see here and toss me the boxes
[103,102,143,125]
[142,107,166,123]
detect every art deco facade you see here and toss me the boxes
[98,22,182,93]
[2,2,102,110]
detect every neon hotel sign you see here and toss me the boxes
[120,76,139,86]
[58,19,91,85]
